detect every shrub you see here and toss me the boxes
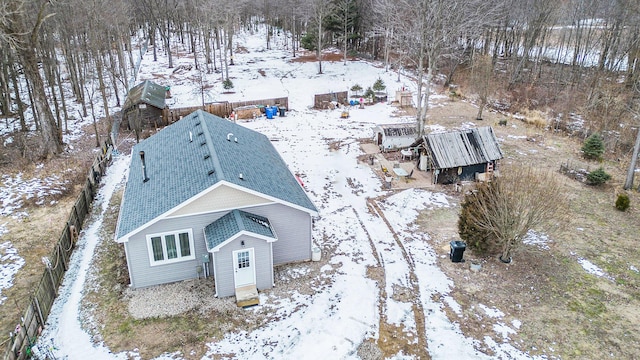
[372,78,386,91]
[615,193,630,211]
[586,167,611,186]
[582,133,605,160]
[350,84,363,95]
[300,33,316,51]
[458,183,497,254]
[364,87,375,101]
[222,78,234,90]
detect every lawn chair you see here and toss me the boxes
[384,176,393,189]
[405,169,415,183]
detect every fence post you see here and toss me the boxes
[73,205,81,229]
[42,258,57,298]
[32,298,44,331]
[58,243,67,272]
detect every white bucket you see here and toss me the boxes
[311,246,322,262]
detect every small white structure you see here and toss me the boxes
[372,123,418,152]
[395,90,413,107]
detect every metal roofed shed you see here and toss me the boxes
[122,80,168,130]
[419,126,503,184]
[373,123,418,152]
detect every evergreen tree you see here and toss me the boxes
[586,167,611,186]
[582,133,605,160]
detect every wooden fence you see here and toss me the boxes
[2,137,114,360]
[314,91,348,109]
[162,97,289,124]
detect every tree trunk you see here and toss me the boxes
[9,62,26,131]
[95,53,113,132]
[166,18,173,68]
[55,65,69,133]
[317,12,323,74]
[0,52,11,116]
[500,238,513,263]
[19,46,63,156]
[624,127,640,190]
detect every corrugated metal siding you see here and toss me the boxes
[426,126,503,169]
[125,203,311,289]
[373,124,418,151]
[168,185,271,217]
[213,235,273,298]
[378,124,417,137]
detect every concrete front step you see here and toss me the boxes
[235,284,259,308]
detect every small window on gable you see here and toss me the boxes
[146,229,195,266]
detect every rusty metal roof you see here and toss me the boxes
[424,126,503,169]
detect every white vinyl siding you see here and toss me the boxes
[167,184,271,217]
[146,229,195,266]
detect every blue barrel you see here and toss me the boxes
[266,107,274,119]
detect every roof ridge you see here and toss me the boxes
[233,210,245,232]
[196,110,225,180]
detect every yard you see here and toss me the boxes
[1,27,636,359]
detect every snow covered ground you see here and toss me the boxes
[21,27,576,359]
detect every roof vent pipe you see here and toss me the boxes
[139,151,149,182]
[189,131,193,142]
[239,173,244,180]
[227,133,233,141]
[234,137,238,143]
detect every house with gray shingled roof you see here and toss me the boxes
[115,110,318,302]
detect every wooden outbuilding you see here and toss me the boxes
[416,126,503,184]
[122,80,168,130]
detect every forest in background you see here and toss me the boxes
[0,0,639,161]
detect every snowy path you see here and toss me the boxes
[38,155,137,359]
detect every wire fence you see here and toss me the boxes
[2,137,114,360]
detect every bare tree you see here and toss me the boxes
[385,0,501,136]
[4,0,63,156]
[459,165,568,263]
[308,0,335,74]
[471,54,494,120]
[334,0,356,65]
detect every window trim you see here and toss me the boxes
[145,229,195,266]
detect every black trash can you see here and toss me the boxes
[278,107,286,117]
[449,241,466,263]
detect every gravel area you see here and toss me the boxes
[124,278,238,319]
[123,253,336,320]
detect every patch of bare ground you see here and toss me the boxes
[290,49,356,63]
[0,119,114,342]
[416,97,640,359]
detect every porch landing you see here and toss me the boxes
[235,285,259,308]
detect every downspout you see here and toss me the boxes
[270,242,275,287]
[211,252,219,297]
[123,241,134,287]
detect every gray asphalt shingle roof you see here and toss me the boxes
[116,110,317,240]
[204,210,276,250]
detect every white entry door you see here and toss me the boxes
[233,248,256,288]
